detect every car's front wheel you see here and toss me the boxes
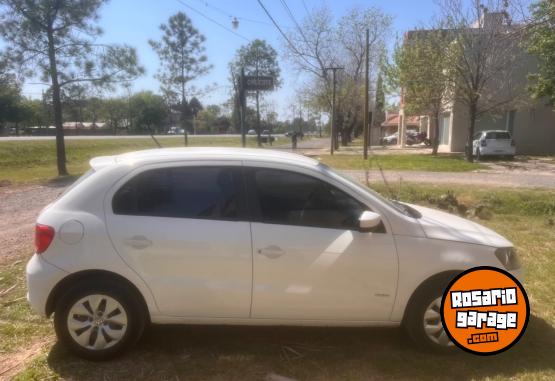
[404,279,456,353]
[54,280,146,360]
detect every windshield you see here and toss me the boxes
[318,163,421,218]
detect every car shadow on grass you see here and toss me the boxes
[46,314,555,381]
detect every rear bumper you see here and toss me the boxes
[26,254,68,316]
[480,146,516,156]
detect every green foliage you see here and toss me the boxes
[0,0,144,174]
[385,29,455,121]
[525,0,555,106]
[149,11,211,107]
[0,0,143,89]
[230,39,281,88]
[129,91,167,133]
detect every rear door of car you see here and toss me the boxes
[104,162,253,318]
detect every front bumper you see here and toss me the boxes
[26,254,68,316]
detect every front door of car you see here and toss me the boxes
[104,163,252,318]
[246,167,398,322]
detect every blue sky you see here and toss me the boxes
[21,0,438,119]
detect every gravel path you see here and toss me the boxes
[0,184,64,265]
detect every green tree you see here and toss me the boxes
[525,0,555,106]
[149,12,211,142]
[129,91,167,134]
[0,62,21,134]
[385,29,454,154]
[103,97,128,134]
[62,84,88,125]
[0,0,144,175]
[230,39,281,145]
[439,0,526,162]
[196,105,220,134]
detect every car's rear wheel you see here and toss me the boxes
[54,280,145,360]
[404,279,456,353]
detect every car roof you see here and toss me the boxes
[90,147,320,171]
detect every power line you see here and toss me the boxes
[190,0,273,26]
[175,0,250,42]
[279,0,311,52]
[256,0,320,72]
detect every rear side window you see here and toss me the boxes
[112,167,240,220]
[250,168,367,230]
[486,132,511,139]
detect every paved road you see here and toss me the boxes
[0,134,249,141]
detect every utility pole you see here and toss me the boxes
[323,66,343,155]
[240,67,246,147]
[363,28,370,160]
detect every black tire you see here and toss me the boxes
[403,277,457,353]
[54,279,146,360]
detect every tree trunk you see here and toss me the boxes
[466,101,477,162]
[256,90,261,147]
[432,112,440,155]
[47,27,68,176]
[340,128,349,146]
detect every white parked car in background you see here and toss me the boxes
[26,148,522,359]
[471,130,516,160]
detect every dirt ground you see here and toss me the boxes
[0,183,65,266]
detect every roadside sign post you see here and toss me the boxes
[239,68,246,147]
[240,74,274,147]
[243,76,274,92]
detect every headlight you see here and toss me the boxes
[495,247,521,270]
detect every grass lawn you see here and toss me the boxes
[318,153,487,172]
[4,183,554,380]
[0,136,288,185]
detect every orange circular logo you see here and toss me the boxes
[441,267,529,355]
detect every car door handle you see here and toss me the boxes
[124,236,152,249]
[257,245,285,259]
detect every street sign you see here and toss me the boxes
[243,76,274,91]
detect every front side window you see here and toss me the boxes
[251,168,366,230]
[113,166,239,220]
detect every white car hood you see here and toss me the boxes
[408,204,512,247]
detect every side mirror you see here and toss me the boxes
[359,211,382,231]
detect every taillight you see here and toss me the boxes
[35,224,55,254]
[511,139,516,146]
[481,139,487,147]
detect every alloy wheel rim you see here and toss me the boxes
[67,294,128,350]
[423,296,453,347]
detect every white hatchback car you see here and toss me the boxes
[26,148,521,359]
[471,130,516,160]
